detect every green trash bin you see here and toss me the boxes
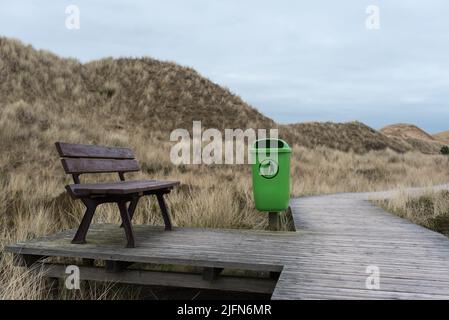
[250,138,292,212]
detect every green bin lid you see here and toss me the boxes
[250,138,291,153]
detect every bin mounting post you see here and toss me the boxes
[268,212,279,231]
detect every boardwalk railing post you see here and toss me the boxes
[268,212,279,231]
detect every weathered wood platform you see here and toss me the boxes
[7,184,449,299]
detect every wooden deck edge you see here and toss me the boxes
[6,248,283,273]
[38,263,278,294]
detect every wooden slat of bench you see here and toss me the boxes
[55,142,135,159]
[61,158,140,174]
[68,180,180,195]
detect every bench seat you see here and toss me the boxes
[68,180,180,197]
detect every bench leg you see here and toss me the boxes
[117,201,135,248]
[120,197,139,228]
[72,199,97,244]
[156,193,172,231]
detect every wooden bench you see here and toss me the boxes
[55,142,180,248]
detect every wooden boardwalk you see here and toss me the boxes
[7,185,449,299]
[277,189,449,299]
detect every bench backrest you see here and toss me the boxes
[55,142,140,183]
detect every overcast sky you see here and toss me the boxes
[1,1,448,133]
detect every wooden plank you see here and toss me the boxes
[61,158,140,174]
[55,142,135,159]
[67,180,180,196]
[5,225,285,272]
[39,264,277,294]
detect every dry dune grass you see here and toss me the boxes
[0,37,275,134]
[292,146,449,195]
[284,121,413,154]
[1,37,449,299]
[374,190,449,236]
[381,123,436,142]
[434,130,449,145]
[285,121,445,155]
[380,123,446,154]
